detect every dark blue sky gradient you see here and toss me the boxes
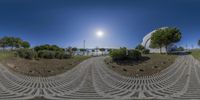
[0,0,200,48]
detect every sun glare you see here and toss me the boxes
[96,30,104,37]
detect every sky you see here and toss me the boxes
[0,0,200,48]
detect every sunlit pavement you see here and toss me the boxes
[0,55,200,100]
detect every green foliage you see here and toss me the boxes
[135,44,145,51]
[110,47,141,61]
[110,47,127,60]
[176,46,184,51]
[0,36,30,49]
[191,49,200,61]
[34,44,64,52]
[37,50,71,59]
[38,50,55,59]
[55,51,64,59]
[99,48,105,52]
[63,53,72,59]
[79,48,86,51]
[0,51,14,60]
[128,50,141,60]
[72,47,78,52]
[142,49,150,54]
[17,49,36,59]
[79,48,86,55]
[198,40,200,47]
[99,48,105,55]
[21,41,30,48]
[151,27,182,53]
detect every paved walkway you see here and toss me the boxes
[0,55,200,100]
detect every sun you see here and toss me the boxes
[96,30,104,37]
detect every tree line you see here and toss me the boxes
[0,36,30,50]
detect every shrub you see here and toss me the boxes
[142,49,150,54]
[38,50,55,59]
[135,44,145,51]
[128,50,141,60]
[110,47,141,61]
[55,51,64,59]
[110,47,127,61]
[34,44,64,52]
[63,53,72,59]
[17,49,36,59]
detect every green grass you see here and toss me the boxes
[191,49,200,61]
[0,51,14,60]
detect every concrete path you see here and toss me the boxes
[0,55,200,100]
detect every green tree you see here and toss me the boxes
[198,40,200,48]
[34,44,64,52]
[79,48,86,55]
[72,47,78,56]
[135,44,145,51]
[92,49,95,56]
[99,48,105,55]
[66,46,73,56]
[21,41,30,48]
[0,37,8,50]
[176,46,184,51]
[151,27,182,54]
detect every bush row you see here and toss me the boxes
[16,49,71,60]
[109,47,141,61]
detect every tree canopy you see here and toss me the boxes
[151,27,182,53]
[34,44,64,52]
[135,44,145,51]
[0,36,30,50]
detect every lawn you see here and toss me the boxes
[1,55,90,77]
[191,49,200,61]
[105,54,177,77]
[0,51,14,60]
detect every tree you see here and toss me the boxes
[79,48,86,56]
[99,48,105,55]
[110,47,141,61]
[34,44,64,52]
[176,46,184,51]
[72,47,78,56]
[0,37,7,50]
[14,37,23,49]
[151,27,182,54]
[95,47,99,56]
[135,44,145,51]
[92,49,95,56]
[66,46,73,56]
[21,41,30,48]
[198,40,200,48]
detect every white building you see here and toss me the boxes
[141,27,174,53]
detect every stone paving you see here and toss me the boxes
[0,55,200,100]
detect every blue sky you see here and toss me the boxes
[0,0,200,48]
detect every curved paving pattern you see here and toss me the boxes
[0,55,200,99]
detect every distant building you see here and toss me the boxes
[141,27,175,53]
